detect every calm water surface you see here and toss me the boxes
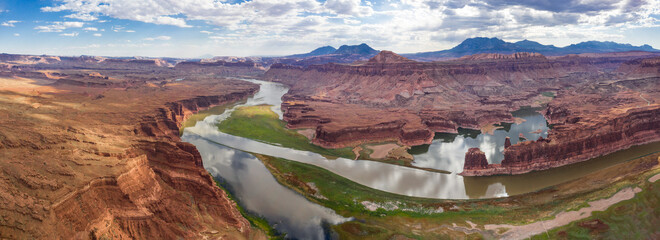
[410,107,549,173]
[181,79,660,238]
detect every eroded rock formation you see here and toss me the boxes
[463,148,489,170]
[264,50,660,175]
[0,58,265,239]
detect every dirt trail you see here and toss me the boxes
[639,93,651,106]
[649,173,660,183]
[485,187,642,239]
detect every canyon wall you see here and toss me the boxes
[265,52,656,148]
[264,51,660,175]
[0,64,264,239]
[175,61,266,76]
[461,67,660,176]
[461,106,660,176]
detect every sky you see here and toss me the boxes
[0,0,658,58]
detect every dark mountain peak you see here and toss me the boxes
[514,39,558,51]
[404,37,657,61]
[287,46,337,58]
[569,41,623,48]
[308,46,337,55]
[368,50,414,63]
[453,37,508,51]
[459,52,546,61]
[335,43,379,55]
[564,41,657,52]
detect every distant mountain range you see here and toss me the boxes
[257,43,380,66]
[283,37,657,63]
[285,43,379,58]
[402,37,658,61]
[194,37,657,66]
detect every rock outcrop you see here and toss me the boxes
[461,66,660,176]
[265,50,660,175]
[174,60,265,76]
[463,148,489,170]
[0,61,264,239]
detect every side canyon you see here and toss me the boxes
[263,51,660,175]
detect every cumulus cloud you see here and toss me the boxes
[93,33,102,37]
[83,27,98,31]
[485,0,620,13]
[65,12,98,21]
[60,32,79,37]
[35,21,84,32]
[1,20,20,27]
[40,0,322,28]
[324,0,373,16]
[144,36,171,41]
[37,0,660,55]
[13,33,19,37]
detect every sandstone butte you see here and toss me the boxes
[0,54,268,239]
[263,50,660,176]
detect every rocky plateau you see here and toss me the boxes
[263,50,660,176]
[0,54,266,239]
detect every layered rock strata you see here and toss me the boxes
[264,51,660,175]
[461,71,660,175]
[0,63,264,239]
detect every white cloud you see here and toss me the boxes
[154,16,190,28]
[111,26,134,32]
[35,22,84,32]
[93,33,102,37]
[13,33,19,37]
[33,0,660,56]
[65,13,98,21]
[40,0,323,29]
[144,35,171,41]
[60,32,79,37]
[83,27,98,31]
[324,0,373,16]
[1,20,20,27]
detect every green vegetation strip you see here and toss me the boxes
[254,152,660,239]
[531,178,659,240]
[216,105,355,159]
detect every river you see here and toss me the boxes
[181,79,660,238]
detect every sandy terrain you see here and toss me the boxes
[297,128,315,140]
[480,124,503,135]
[649,173,660,182]
[485,187,642,239]
[367,143,399,159]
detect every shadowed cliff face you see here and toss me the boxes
[464,148,489,170]
[0,58,265,239]
[264,51,660,175]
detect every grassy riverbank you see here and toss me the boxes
[216,105,356,159]
[254,152,660,239]
[531,175,660,239]
[216,105,454,172]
